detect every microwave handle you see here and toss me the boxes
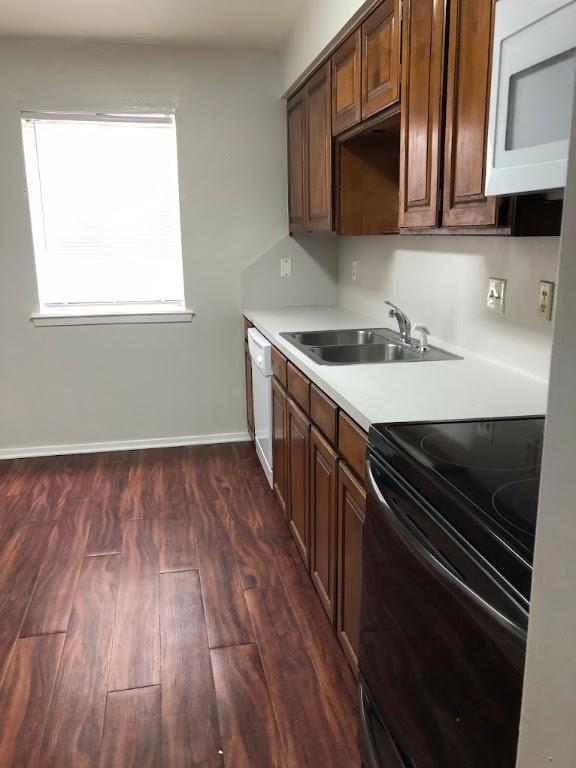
[366,465,527,642]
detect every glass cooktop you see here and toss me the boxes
[370,417,545,600]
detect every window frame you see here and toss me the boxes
[21,109,193,327]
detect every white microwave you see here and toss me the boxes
[486,0,576,196]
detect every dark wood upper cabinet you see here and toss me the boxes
[332,30,362,136]
[442,0,499,227]
[361,0,401,120]
[272,377,288,520]
[337,461,366,674]
[310,427,339,625]
[287,397,311,568]
[399,0,447,229]
[305,63,333,232]
[287,88,307,234]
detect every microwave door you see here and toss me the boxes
[486,0,576,196]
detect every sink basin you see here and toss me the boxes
[291,329,388,346]
[309,343,422,364]
[280,327,462,366]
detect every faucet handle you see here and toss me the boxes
[414,324,431,351]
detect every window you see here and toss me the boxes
[21,112,188,322]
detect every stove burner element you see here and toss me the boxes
[492,478,541,534]
[420,430,541,471]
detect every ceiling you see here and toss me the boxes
[0,0,307,47]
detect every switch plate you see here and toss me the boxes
[538,280,554,320]
[352,260,358,281]
[280,258,291,278]
[486,277,507,313]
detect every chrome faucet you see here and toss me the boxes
[385,301,412,344]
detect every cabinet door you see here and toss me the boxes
[244,341,254,443]
[287,88,307,234]
[442,0,499,227]
[332,30,362,135]
[272,378,288,520]
[361,0,401,120]
[337,461,366,674]
[305,63,333,232]
[310,427,339,624]
[287,398,311,568]
[399,0,447,228]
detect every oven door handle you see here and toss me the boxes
[367,465,527,642]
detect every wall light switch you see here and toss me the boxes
[352,260,358,281]
[538,280,554,320]
[486,277,507,314]
[280,257,291,278]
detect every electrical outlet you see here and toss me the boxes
[352,260,358,281]
[538,281,554,320]
[486,277,507,314]
[280,257,291,278]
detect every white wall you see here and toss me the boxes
[0,37,334,455]
[337,236,559,380]
[515,96,576,768]
[282,0,368,92]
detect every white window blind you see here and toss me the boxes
[21,112,185,313]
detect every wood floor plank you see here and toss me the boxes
[211,643,284,768]
[215,499,283,590]
[157,516,198,573]
[0,522,53,600]
[20,503,92,636]
[0,633,65,768]
[40,554,121,768]
[108,518,160,691]
[84,500,124,557]
[160,570,223,768]
[245,587,358,768]
[195,504,255,649]
[98,686,162,768]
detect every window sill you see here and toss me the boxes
[30,309,195,327]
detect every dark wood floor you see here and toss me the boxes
[0,442,360,767]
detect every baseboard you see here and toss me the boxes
[0,431,251,461]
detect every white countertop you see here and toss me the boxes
[244,306,548,432]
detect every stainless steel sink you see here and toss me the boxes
[280,327,462,366]
[290,329,388,346]
[308,343,423,364]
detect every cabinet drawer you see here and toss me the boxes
[271,346,288,387]
[338,411,368,480]
[287,362,311,414]
[310,384,338,446]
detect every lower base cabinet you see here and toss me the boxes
[272,378,288,519]
[287,398,311,568]
[337,461,366,673]
[269,359,367,677]
[310,427,339,624]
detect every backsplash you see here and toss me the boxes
[337,236,560,381]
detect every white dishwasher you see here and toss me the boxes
[247,327,273,487]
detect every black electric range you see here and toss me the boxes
[369,416,544,604]
[359,415,545,768]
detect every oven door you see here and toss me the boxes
[359,452,528,768]
[486,0,576,195]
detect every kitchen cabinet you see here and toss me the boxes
[305,63,333,232]
[287,398,311,567]
[310,427,339,624]
[243,318,254,443]
[272,377,288,519]
[287,63,333,234]
[399,0,446,228]
[361,0,401,120]
[442,0,499,227]
[337,461,366,673]
[287,88,307,233]
[331,30,362,136]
